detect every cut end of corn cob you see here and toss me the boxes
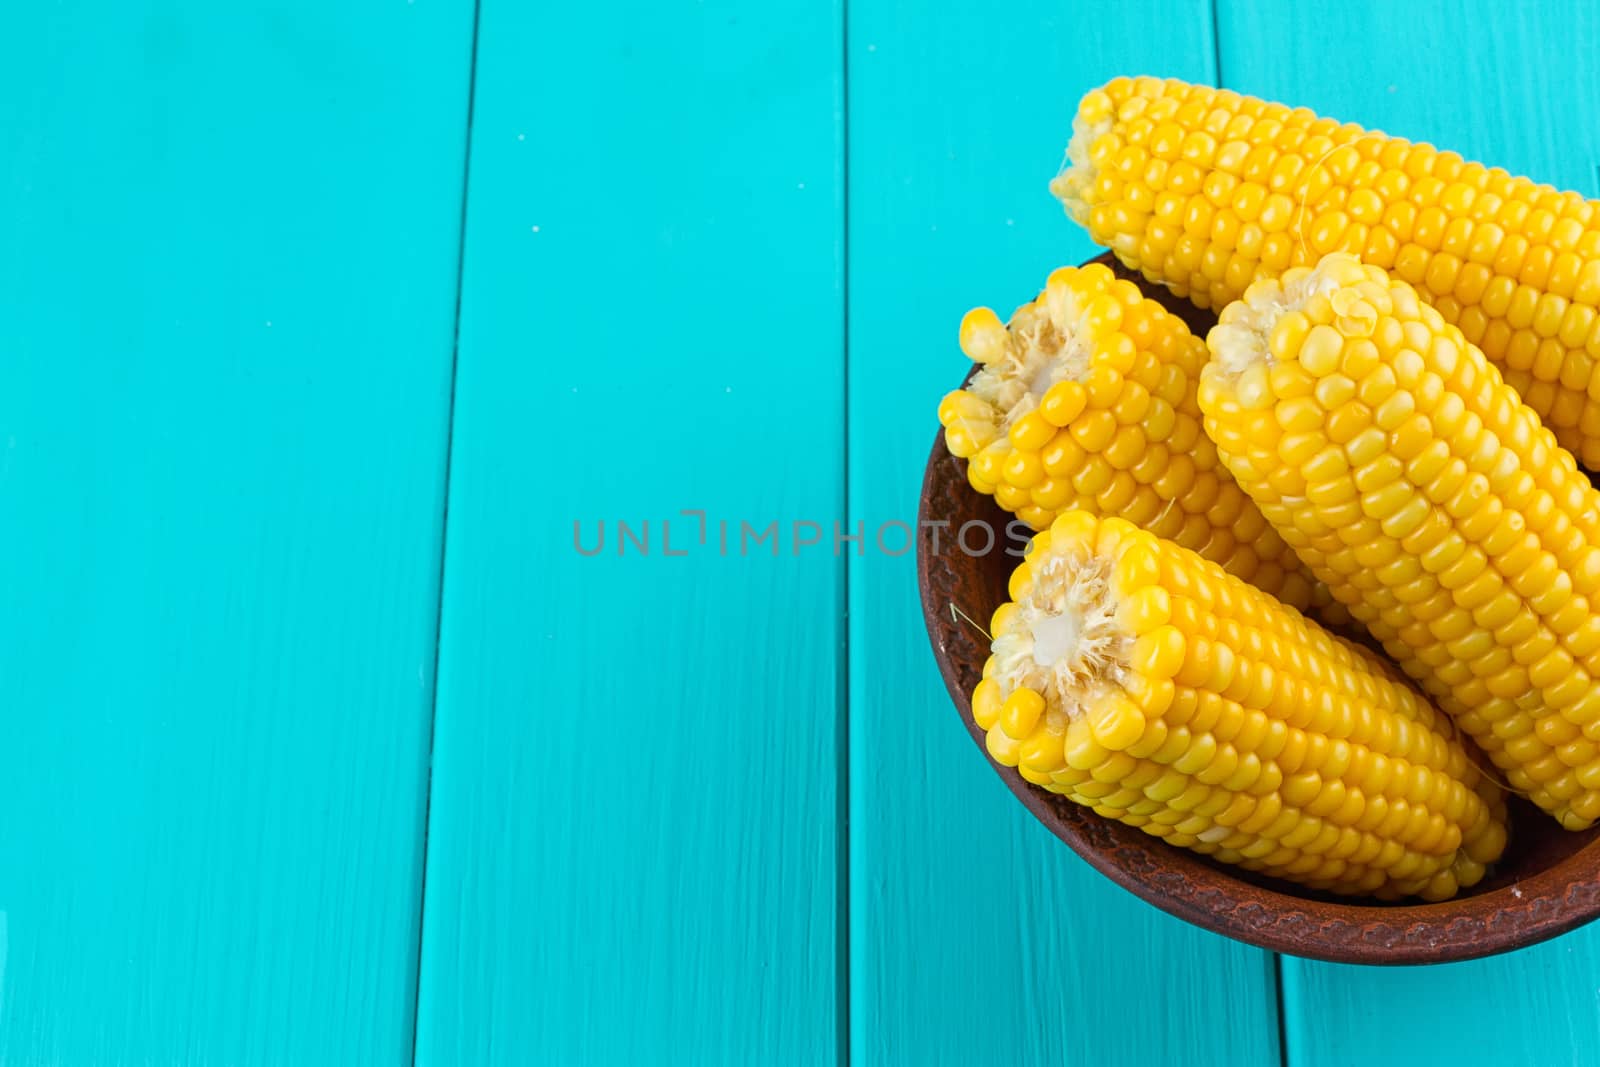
[945,265,1129,461]
[934,265,1126,473]
[989,513,1132,719]
[1199,251,1600,830]
[1205,252,1375,384]
[955,270,1103,440]
[1050,85,1118,227]
[939,263,1321,610]
[978,510,1507,900]
[940,260,1165,533]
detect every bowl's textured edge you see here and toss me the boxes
[916,253,1600,964]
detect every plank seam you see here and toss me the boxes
[409,0,484,1061]
[1208,0,1225,88]
[838,0,853,1062]
[1209,1,1222,84]
[1273,953,1289,1067]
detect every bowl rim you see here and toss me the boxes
[915,262,1600,963]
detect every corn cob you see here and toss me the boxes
[1200,252,1600,829]
[1052,75,1600,468]
[978,510,1505,899]
[940,262,1320,612]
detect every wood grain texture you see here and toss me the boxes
[845,3,1280,1063]
[1218,2,1600,1063]
[411,1,845,1063]
[0,3,473,1064]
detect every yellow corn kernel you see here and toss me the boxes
[1056,76,1600,469]
[979,509,1505,899]
[1203,252,1600,829]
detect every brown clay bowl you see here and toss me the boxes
[917,253,1600,964]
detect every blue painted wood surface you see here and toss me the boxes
[6,2,1600,1065]
[411,1,844,1063]
[0,2,473,1063]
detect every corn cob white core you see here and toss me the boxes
[962,303,1090,439]
[992,547,1127,713]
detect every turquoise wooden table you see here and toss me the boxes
[6,2,1600,1064]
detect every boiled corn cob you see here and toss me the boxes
[940,262,1319,611]
[978,510,1506,899]
[1052,75,1600,468]
[1200,252,1600,829]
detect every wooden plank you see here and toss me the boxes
[845,4,1282,1064]
[1279,945,1600,1066]
[1218,3,1600,1063]
[0,3,473,1064]
[411,1,845,1063]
